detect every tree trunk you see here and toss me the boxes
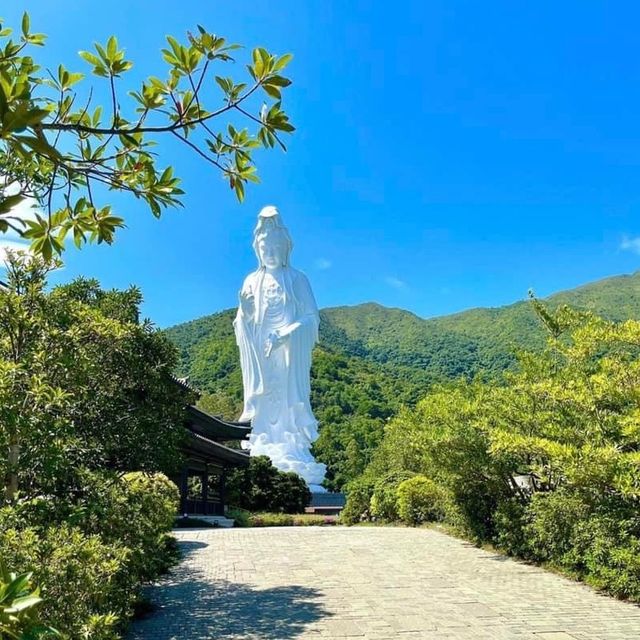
[5,438,20,502]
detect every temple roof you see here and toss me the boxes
[183,430,250,466]
[172,370,252,468]
[172,375,201,397]
[187,405,251,441]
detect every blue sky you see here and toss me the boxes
[3,1,640,327]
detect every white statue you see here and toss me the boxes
[233,206,326,490]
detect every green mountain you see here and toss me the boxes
[322,270,640,379]
[165,270,640,489]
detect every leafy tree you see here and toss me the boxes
[0,251,190,500]
[0,253,69,500]
[197,390,242,422]
[226,455,311,513]
[0,12,294,258]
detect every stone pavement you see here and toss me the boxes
[128,526,640,640]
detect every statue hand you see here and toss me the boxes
[239,289,254,315]
[264,331,286,357]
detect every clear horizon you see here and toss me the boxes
[169,267,639,328]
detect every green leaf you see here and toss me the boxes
[262,84,281,99]
[215,76,230,93]
[66,71,84,88]
[106,35,117,60]
[258,47,270,71]
[79,50,100,66]
[5,593,43,613]
[166,35,181,58]
[234,178,245,202]
[16,135,63,161]
[2,572,32,602]
[21,11,29,37]
[266,75,291,88]
[273,53,293,72]
[0,194,26,216]
[27,32,46,45]
[252,48,264,77]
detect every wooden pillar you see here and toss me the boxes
[202,463,209,514]
[179,466,189,515]
[219,467,227,515]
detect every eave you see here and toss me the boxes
[187,405,251,441]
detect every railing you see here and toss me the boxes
[183,497,225,516]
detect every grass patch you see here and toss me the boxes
[228,510,338,527]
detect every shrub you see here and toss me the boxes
[445,478,501,541]
[245,513,336,527]
[227,508,251,528]
[0,560,60,639]
[291,514,335,526]
[174,516,217,528]
[396,475,449,525]
[72,471,180,581]
[370,471,415,522]
[118,472,180,579]
[0,496,65,532]
[341,476,376,525]
[249,513,293,527]
[524,491,593,568]
[0,472,180,638]
[0,472,179,581]
[0,524,133,639]
[522,490,640,601]
[274,471,314,513]
[493,498,529,557]
[580,516,640,600]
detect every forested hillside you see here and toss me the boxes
[165,270,640,489]
[323,270,640,378]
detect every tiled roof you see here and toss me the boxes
[187,405,251,441]
[171,375,201,397]
[184,430,251,466]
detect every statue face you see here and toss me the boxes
[258,238,286,269]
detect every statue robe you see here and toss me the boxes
[233,267,320,450]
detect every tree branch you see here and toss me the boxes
[40,81,262,135]
[170,130,225,172]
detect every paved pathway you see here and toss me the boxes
[129,526,640,639]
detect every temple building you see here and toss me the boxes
[172,378,251,518]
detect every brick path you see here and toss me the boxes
[129,526,640,639]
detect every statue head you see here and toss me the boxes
[253,206,293,269]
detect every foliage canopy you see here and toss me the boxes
[0,252,190,501]
[0,13,294,259]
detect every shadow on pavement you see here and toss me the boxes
[178,540,209,560]
[129,545,330,639]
